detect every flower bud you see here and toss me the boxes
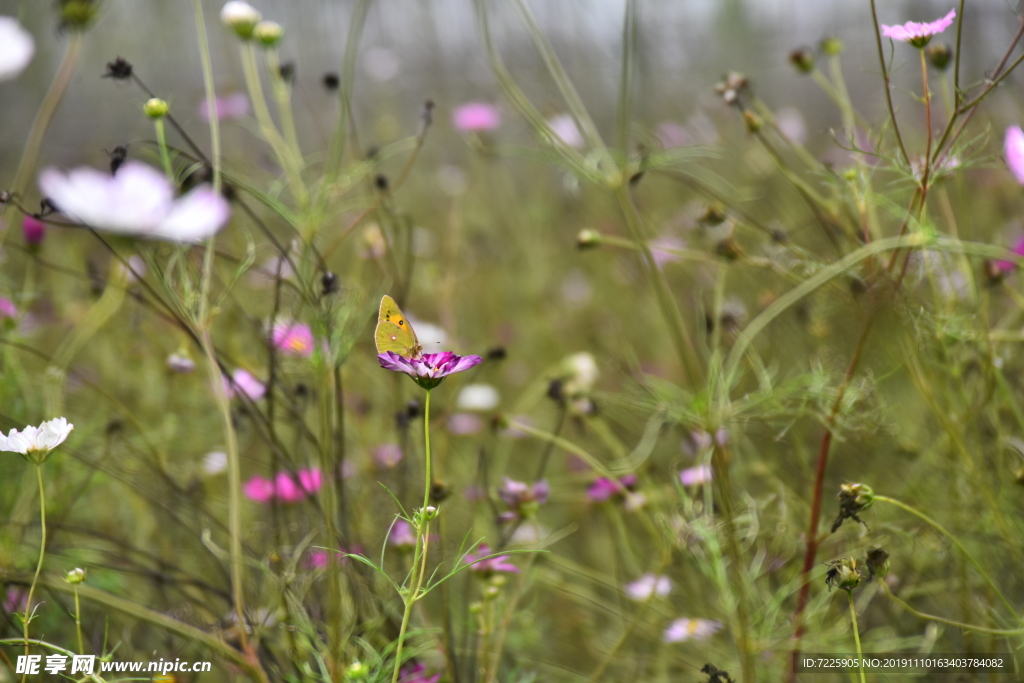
[788,48,815,74]
[346,661,368,680]
[927,43,953,70]
[831,482,874,532]
[419,505,439,523]
[866,547,889,581]
[252,20,283,47]
[742,111,763,133]
[64,567,87,584]
[143,98,169,119]
[825,558,861,592]
[220,1,262,39]
[484,585,501,600]
[820,36,843,56]
[576,228,600,249]
[699,202,727,226]
[59,1,99,31]
[23,216,45,246]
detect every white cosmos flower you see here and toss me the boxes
[663,617,723,643]
[39,162,230,242]
[457,383,500,411]
[0,417,73,462]
[0,17,34,82]
[624,573,672,601]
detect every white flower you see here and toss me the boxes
[663,617,723,643]
[0,17,34,82]
[0,417,73,461]
[220,1,261,38]
[457,384,500,411]
[624,573,671,601]
[561,352,598,396]
[546,113,584,149]
[39,162,230,242]
[202,451,228,475]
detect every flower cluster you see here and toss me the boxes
[244,468,323,503]
[464,544,519,575]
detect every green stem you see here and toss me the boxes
[391,389,434,683]
[874,495,1023,625]
[21,465,46,682]
[73,586,83,655]
[847,591,866,683]
[154,118,174,183]
[868,0,910,167]
[919,48,933,191]
[191,0,222,193]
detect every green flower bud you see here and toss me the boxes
[252,20,283,46]
[742,111,764,133]
[824,558,861,592]
[64,567,87,584]
[927,43,953,71]
[59,1,99,31]
[346,661,368,680]
[143,98,169,119]
[576,228,600,249]
[820,36,843,56]
[866,547,889,581]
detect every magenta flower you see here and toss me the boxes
[199,92,250,121]
[0,297,17,319]
[994,236,1024,273]
[305,549,352,569]
[243,475,275,503]
[374,443,403,469]
[297,468,322,494]
[1005,126,1024,185]
[272,321,314,357]
[4,587,28,613]
[223,369,266,401]
[22,215,45,245]
[452,102,501,132]
[880,9,955,47]
[679,464,713,487]
[399,662,440,683]
[378,351,483,389]
[464,544,519,574]
[498,478,550,521]
[275,472,305,502]
[587,473,638,502]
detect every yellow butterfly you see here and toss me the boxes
[375,295,423,359]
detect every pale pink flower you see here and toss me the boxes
[680,464,713,487]
[464,544,519,574]
[452,102,501,132]
[0,297,17,319]
[650,236,685,269]
[663,617,723,643]
[880,9,955,47]
[547,113,584,149]
[1004,126,1024,185]
[199,92,250,121]
[305,549,351,569]
[374,443,403,469]
[388,519,417,548]
[447,413,484,435]
[4,588,28,613]
[224,369,265,401]
[272,321,314,357]
[624,573,671,601]
[243,475,275,503]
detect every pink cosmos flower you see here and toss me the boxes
[399,662,440,683]
[297,468,322,494]
[378,351,483,389]
[388,519,417,548]
[498,478,549,521]
[1004,126,1024,185]
[663,617,723,643]
[199,92,251,121]
[0,297,17,319]
[4,587,28,613]
[272,321,314,357]
[452,102,501,132]
[587,474,638,502]
[880,9,955,47]
[22,216,45,245]
[243,475,275,503]
[305,549,354,569]
[624,573,671,601]
[547,113,584,149]
[275,472,305,502]
[374,443,403,469]
[39,162,230,242]
[650,236,685,269]
[679,464,713,487]
[464,544,519,574]
[224,369,266,401]
[447,412,484,435]
[994,236,1024,273]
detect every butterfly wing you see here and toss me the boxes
[375,295,423,358]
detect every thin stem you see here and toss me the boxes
[191,0,222,194]
[868,0,910,167]
[153,118,175,183]
[2,33,82,243]
[73,587,83,655]
[391,388,434,683]
[21,465,47,682]
[847,591,866,683]
[881,582,1024,635]
[919,48,933,192]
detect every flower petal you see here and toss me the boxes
[0,17,35,82]
[154,186,231,242]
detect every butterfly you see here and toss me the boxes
[375,295,423,359]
